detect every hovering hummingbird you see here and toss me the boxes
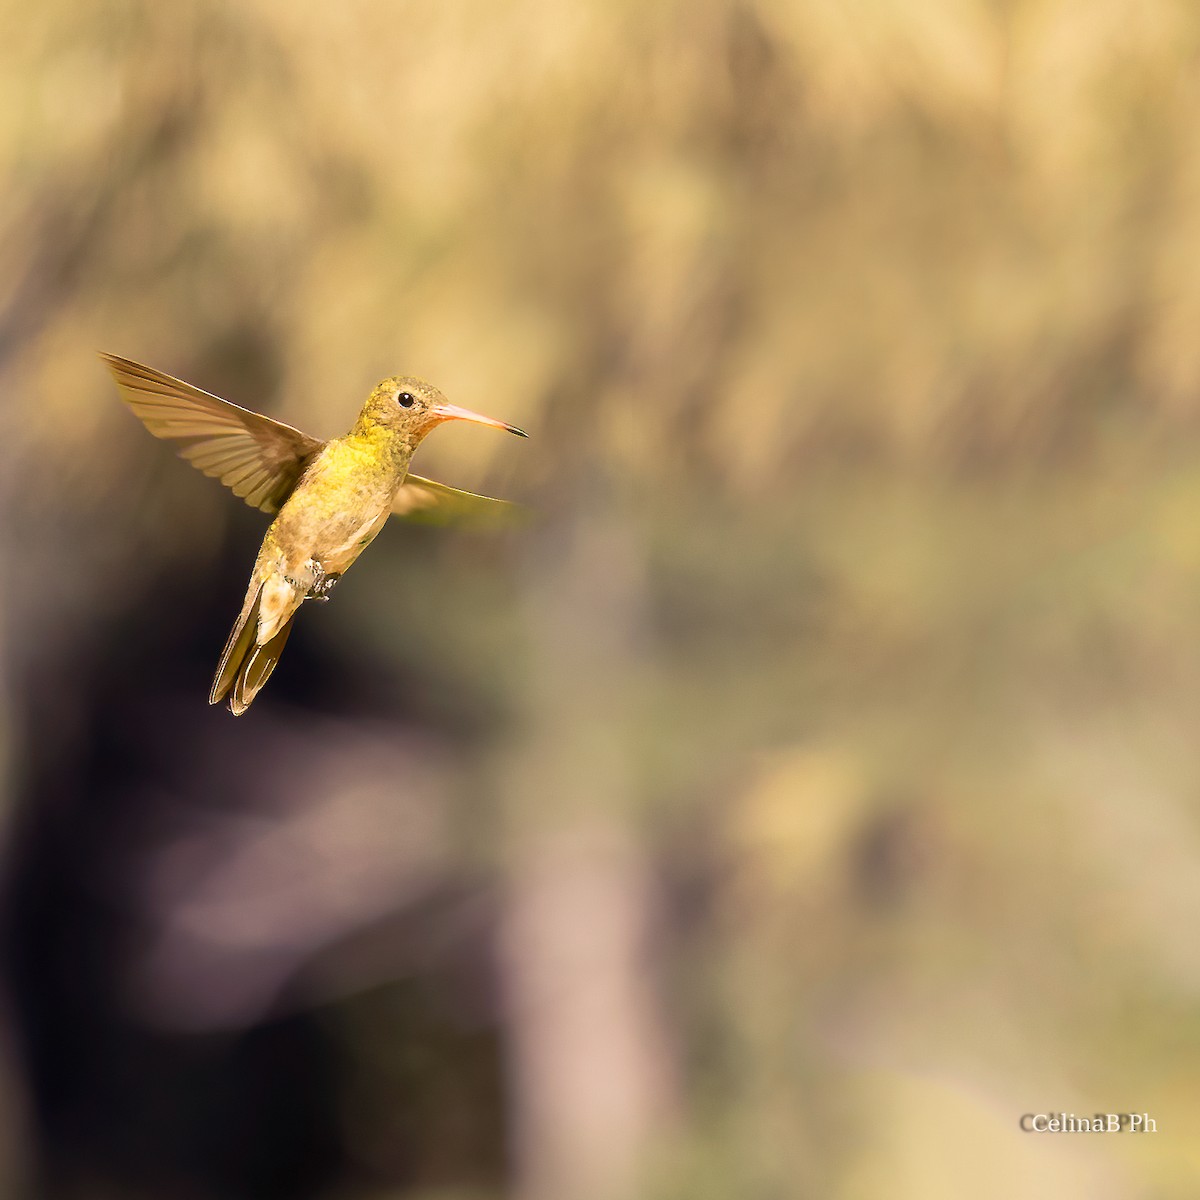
[102,354,527,715]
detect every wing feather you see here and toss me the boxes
[102,353,324,514]
[391,473,523,526]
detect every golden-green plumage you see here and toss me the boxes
[102,355,527,714]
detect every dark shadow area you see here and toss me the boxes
[2,541,508,1199]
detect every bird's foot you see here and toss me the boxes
[283,560,340,602]
[307,569,341,603]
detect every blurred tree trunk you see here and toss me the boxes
[499,505,677,1200]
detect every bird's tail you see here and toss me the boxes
[209,582,296,715]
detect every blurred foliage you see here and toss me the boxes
[2,1,1200,1198]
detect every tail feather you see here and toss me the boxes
[229,616,294,715]
[210,575,303,715]
[210,583,264,707]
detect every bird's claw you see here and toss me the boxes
[307,569,341,603]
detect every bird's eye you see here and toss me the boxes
[397,391,415,408]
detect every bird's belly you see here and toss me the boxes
[315,508,391,575]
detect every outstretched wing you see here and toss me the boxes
[392,473,523,526]
[101,353,323,514]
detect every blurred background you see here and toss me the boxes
[1,1,1199,1197]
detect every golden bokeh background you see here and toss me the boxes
[2,2,1199,1197]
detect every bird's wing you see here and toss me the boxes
[391,473,523,525]
[101,353,323,514]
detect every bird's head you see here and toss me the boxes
[356,376,526,450]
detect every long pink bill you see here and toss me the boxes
[434,402,527,438]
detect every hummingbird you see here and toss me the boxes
[102,353,527,715]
